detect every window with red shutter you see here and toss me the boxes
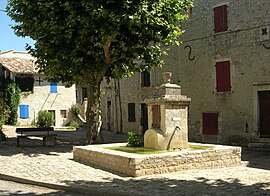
[214,5,228,33]
[202,113,218,135]
[216,61,231,92]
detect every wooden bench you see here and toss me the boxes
[16,127,57,147]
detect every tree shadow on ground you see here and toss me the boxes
[61,176,270,196]
[0,189,77,196]
[1,174,269,196]
[0,128,128,157]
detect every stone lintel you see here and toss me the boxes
[145,97,191,106]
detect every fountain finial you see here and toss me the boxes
[162,72,172,84]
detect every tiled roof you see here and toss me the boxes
[0,50,39,74]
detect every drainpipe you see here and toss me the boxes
[114,79,119,133]
[117,78,123,133]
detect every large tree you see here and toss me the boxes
[7,0,192,144]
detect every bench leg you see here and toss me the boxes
[17,136,28,147]
[43,136,56,146]
[43,137,46,146]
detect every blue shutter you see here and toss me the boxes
[50,82,58,93]
[19,104,29,119]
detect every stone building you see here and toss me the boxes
[101,0,270,146]
[0,50,77,127]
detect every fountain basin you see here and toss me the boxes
[73,142,241,177]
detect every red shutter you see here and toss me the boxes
[216,61,231,92]
[214,6,223,33]
[222,5,228,31]
[203,113,218,135]
[214,5,228,33]
[216,62,224,92]
[223,61,231,91]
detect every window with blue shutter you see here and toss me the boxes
[50,82,58,93]
[19,104,29,119]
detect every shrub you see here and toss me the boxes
[71,104,81,116]
[36,110,54,127]
[127,131,144,147]
[3,81,20,125]
[0,108,10,128]
[68,121,79,130]
[0,111,3,132]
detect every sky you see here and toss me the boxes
[0,0,35,52]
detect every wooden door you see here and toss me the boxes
[152,105,161,129]
[259,91,270,138]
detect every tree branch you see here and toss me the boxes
[104,41,114,65]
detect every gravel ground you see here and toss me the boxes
[0,125,269,196]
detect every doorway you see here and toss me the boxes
[258,91,270,138]
[141,103,148,133]
[48,110,56,126]
[107,101,112,131]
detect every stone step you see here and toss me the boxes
[248,142,270,149]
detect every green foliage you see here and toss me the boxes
[70,103,81,116]
[0,111,3,132]
[67,121,79,130]
[36,110,54,127]
[7,0,192,143]
[7,0,192,84]
[127,131,144,147]
[105,146,166,155]
[0,109,10,131]
[3,80,21,125]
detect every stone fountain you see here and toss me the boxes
[144,72,191,150]
[73,72,241,177]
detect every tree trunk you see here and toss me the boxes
[85,75,102,144]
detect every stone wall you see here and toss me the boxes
[73,143,241,177]
[101,0,270,145]
[169,0,270,144]
[19,75,76,127]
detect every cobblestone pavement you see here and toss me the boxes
[0,126,270,196]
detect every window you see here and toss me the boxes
[141,71,150,87]
[60,110,67,118]
[128,103,136,122]
[19,104,29,119]
[16,76,34,92]
[82,88,87,99]
[216,61,231,92]
[213,5,228,33]
[50,81,58,93]
[35,77,43,86]
[202,113,218,135]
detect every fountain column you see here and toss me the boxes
[144,72,191,150]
